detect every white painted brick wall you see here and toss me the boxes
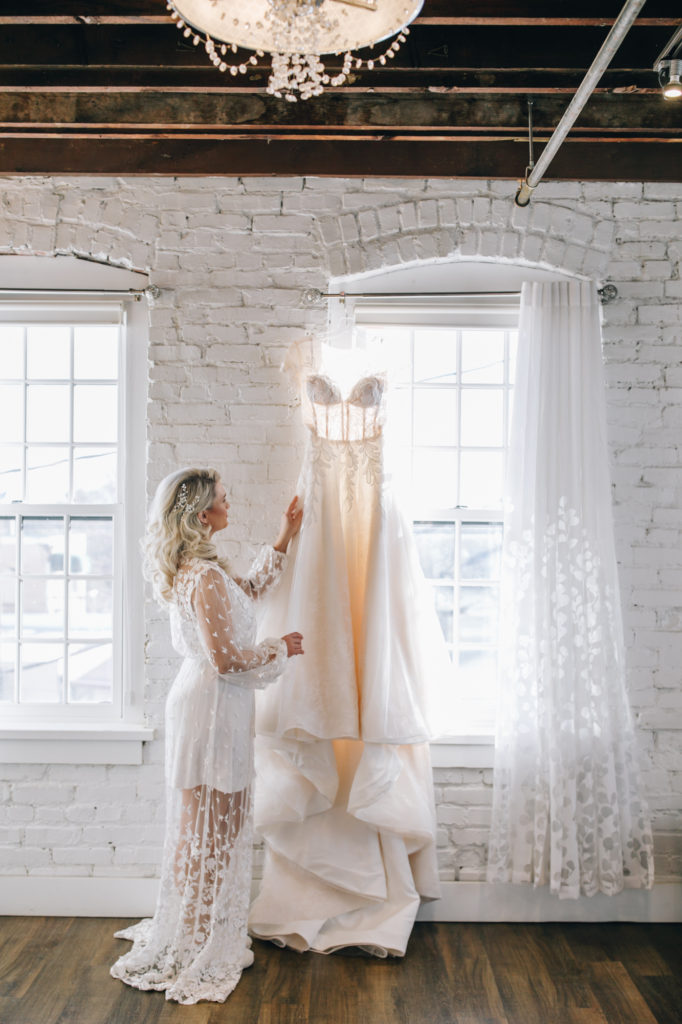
[0,174,681,887]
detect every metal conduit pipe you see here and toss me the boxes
[515,0,647,207]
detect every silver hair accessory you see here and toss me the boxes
[174,482,200,516]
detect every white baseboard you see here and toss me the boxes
[1,876,680,923]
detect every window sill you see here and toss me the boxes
[0,727,490,769]
[429,734,495,768]
[0,723,155,765]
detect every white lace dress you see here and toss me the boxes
[110,547,287,1005]
[248,339,450,957]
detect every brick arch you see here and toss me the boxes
[315,191,614,283]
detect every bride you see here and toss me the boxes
[110,467,303,1004]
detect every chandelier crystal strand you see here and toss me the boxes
[166,1,417,102]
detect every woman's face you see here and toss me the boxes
[199,482,230,536]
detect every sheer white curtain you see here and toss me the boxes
[487,280,654,898]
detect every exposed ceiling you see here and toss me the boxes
[0,1,680,179]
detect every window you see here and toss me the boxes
[0,299,144,731]
[353,297,518,735]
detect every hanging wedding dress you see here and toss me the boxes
[111,547,288,1004]
[248,337,449,957]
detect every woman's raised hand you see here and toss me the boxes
[282,632,304,658]
[274,495,303,554]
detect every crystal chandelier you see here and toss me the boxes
[167,0,423,101]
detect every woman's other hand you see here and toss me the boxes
[273,495,303,553]
[282,632,304,657]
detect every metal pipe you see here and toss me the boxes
[515,0,647,207]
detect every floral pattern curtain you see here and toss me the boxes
[487,280,654,898]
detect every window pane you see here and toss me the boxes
[68,579,113,638]
[461,331,505,384]
[460,389,504,447]
[69,517,114,575]
[0,641,15,701]
[413,388,457,447]
[0,447,22,502]
[26,325,70,380]
[21,517,65,575]
[0,385,24,442]
[433,585,454,643]
[413,522,455,579]
[25,447,70,504]
[68,643,112,703]
[0,578,16,637]
[385,388,412,448]
[73,385,117,443]
[457,649,497,703]
[0,324,24,378]
[509,331,518,386]
[72,448,117,503]
[26,384,70,443]
[21,578,64,637]
[358,327,412,384]
[459,451,504,509]
[413,449,457,508]
[20,642,63,703]
[459,586,499,644]
[74,325,119,380]
[460,523,503,580]
[414,330,457,384]
[0,517,17,573]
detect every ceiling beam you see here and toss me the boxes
[0,92,678,135]
[0,136,678,180]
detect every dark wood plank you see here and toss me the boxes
[2,918,78,1024]
[387,922,462,1024]
[2,918,682,1024]
[0,136,680,180]
[630,975,682,1024]
[0,93,678,135]
[589,961,659,1024]
[0,916,46,1001]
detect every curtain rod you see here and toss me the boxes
[303,286,618,304]
[0,287,161,300]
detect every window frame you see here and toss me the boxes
[351,297,520,750]
[0,288,152,762]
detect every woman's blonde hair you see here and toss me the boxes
[142,467,230,603]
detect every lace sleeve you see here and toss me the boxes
[235,545,287,601]
[192,565,287,689]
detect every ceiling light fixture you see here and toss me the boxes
[654,25,682,100]
[658,59,682,99]
[166,0,423,102]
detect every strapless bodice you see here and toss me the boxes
[305,372,385,441]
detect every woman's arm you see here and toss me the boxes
[236,495,303,600]
[192,565,288,688]
[234,545,287,602]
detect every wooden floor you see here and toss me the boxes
[0,918,680,1024]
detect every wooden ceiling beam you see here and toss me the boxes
[0,92,678,135]
[0,136,678,180]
